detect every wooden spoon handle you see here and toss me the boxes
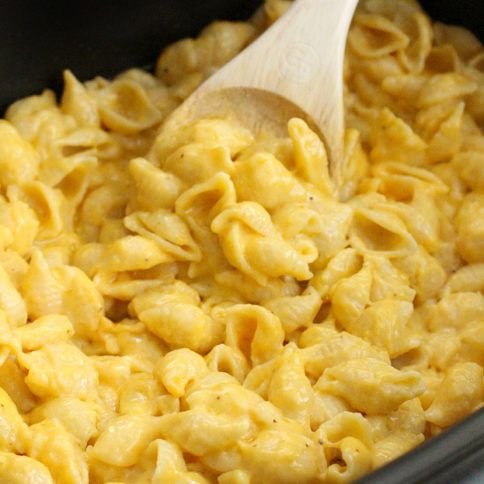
[201,0,358,166]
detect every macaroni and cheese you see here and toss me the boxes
[0,0,482,482]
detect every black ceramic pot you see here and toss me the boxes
[0,1,482,483]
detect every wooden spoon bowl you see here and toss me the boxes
[163,0,358,183]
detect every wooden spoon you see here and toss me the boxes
[162,0,358,185]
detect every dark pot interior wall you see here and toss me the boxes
[0,0,261,113]
[0,0,482,113]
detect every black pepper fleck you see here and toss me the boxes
[318,439,324,445]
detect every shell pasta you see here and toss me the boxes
[0,0,482,482]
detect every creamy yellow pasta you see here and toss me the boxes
[0,0,483,482]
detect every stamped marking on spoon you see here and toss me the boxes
[279,42,321,84]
